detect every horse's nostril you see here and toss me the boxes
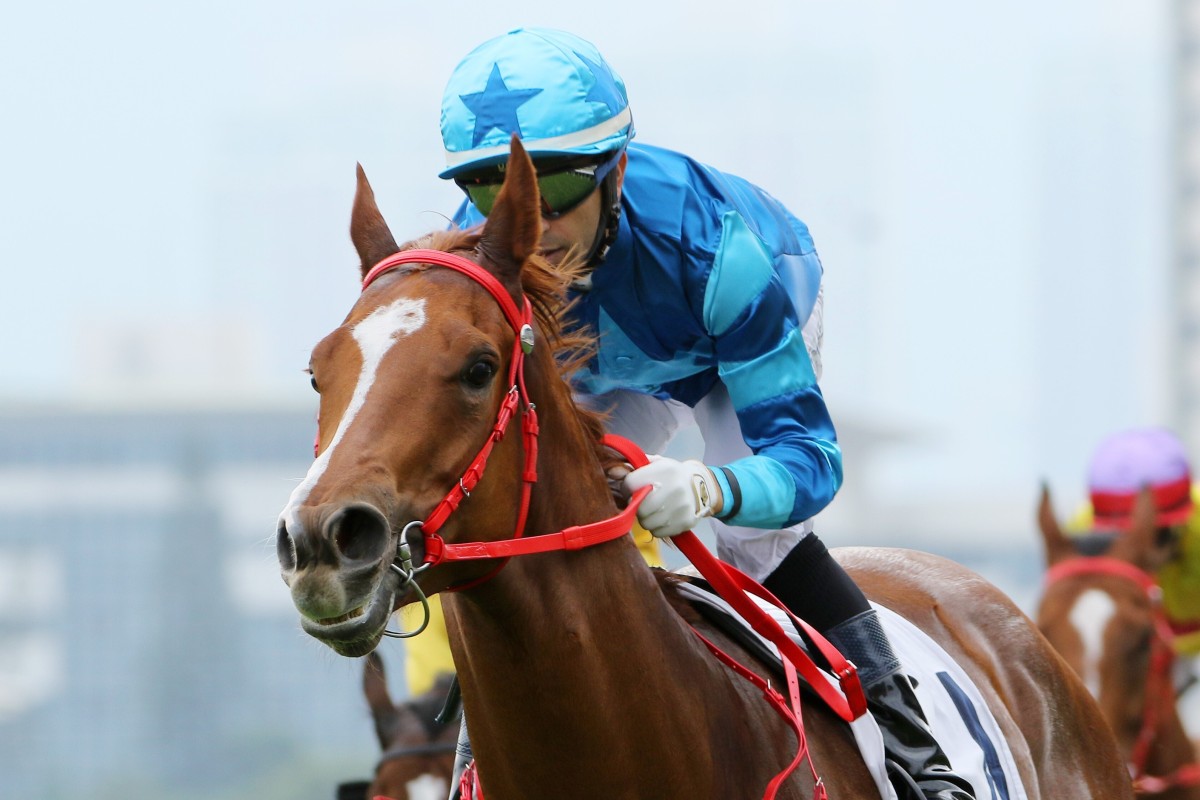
[330,504,390,564]
[276,521,297,572]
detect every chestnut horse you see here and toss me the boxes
[336,653,458,800]
[1038,487,1200,798]
[277,137,1131,799]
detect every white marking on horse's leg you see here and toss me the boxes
[278,297,427,530]
[1070,588,1117,698]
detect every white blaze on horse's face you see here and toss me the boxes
[406,775,447,800]
[279,296,427,529]
[1069,587,1118,699]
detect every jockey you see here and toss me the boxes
[435,27,974,800]
[1067,427,1200,661]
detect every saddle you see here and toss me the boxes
[671,570,1030,800]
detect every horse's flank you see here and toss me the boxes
[839,546,1122,798]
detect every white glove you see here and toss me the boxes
[622,455,724,538]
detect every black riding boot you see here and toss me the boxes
[825,610,976,800]
[763,538,975,800]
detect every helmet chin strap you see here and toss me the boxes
[579,166,623,275]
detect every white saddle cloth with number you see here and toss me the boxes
[675,583,1029,800]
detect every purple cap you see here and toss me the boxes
[1087,427,1193,531]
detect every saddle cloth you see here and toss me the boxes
[675,582,1029,800]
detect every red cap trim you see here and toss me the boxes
[1091,475,1193,530]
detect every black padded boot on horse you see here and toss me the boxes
[764,539,976,800]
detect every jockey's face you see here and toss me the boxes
[537,151,626,267]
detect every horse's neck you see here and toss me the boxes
[449,394,690,677]
[442,377,745,791]
[443,527,735,797]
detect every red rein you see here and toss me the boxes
[1044,558,1200,794]
[356,250,866,799]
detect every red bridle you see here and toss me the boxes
[1044,557,1200,794]
[361,249,648,584]
[358,248,867,800]
[362,249,537,578]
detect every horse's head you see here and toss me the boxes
[276,136,563,656]
[1036,486,1180,756]
[362,653,457,800]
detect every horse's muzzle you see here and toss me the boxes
[277,501,391,573]
[276,502,400,655]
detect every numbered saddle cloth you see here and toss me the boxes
[675,582,1029,800]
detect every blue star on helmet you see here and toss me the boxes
[574,51,622,114]
[459,64,543,148]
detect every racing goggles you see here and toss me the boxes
[456,152,621,218]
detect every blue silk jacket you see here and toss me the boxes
[452,142,842,529]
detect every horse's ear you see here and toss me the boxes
[477,135,541,296]
[1037,483,1075,567]
[1111,487,1174,572]
[351,164,400,278]
[362,651,398,749]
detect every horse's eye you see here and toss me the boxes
[463,359,498,389]
[1132,628,1154,656]
[306,369,318,393]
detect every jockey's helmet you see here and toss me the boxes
[438,27,634,180]
[1087,427,1194,531]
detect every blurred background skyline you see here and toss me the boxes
[1,0,1178,513]
[1,0,1191,796]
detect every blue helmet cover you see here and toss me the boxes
[439,27,634,179]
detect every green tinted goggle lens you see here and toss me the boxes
[536,170,601,216]
[460,157,615,218]
[463,182,504,216]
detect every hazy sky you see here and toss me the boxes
[0,0,1173,534]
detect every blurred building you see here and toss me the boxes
[0,406,379,797]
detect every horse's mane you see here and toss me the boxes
[402,229,615,470]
